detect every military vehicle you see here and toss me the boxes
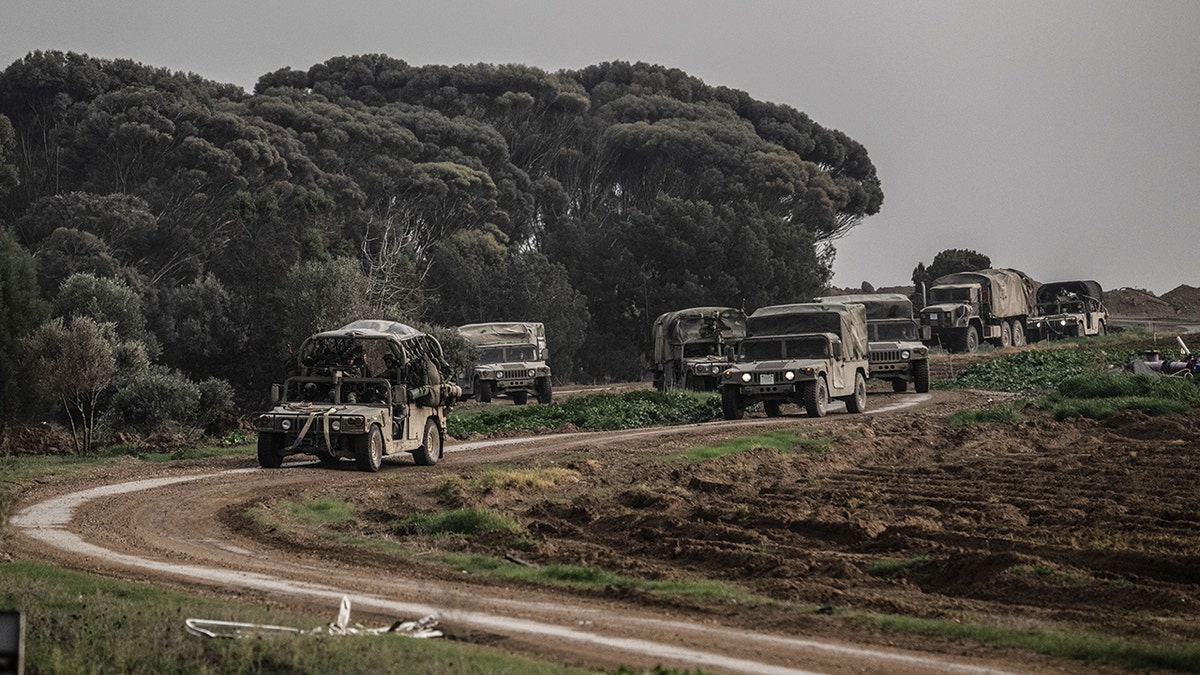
[1026,280,1108,342]
[650,306,747,391]
[456,322,552,405]
[253,320,461,472]
[919,268,1037,352]
[816,293,930,393]
[719,303,870,419]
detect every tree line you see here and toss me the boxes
[0,51,883,450]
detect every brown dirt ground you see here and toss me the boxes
[7,370,1200,673]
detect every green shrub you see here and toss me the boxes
[448,390,720,437]
[405,508,525,537]
[104,367,200,433]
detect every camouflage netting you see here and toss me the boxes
[747,303,869,360]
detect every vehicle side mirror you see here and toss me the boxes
[724,345,736,361]
[270,384,282,404]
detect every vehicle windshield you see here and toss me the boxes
[682,342,721,358]
[477,345,537,364]
[741,336,829,361]
[929,286,975,303]
[869,321,919,341]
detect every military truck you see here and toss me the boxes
[650,306,747,391]
[718,303,870,419]
[1026,280,1108,342]
[456,322,552,405]
[816,293,930,393]
[253,320,462,472]
[918,268,1036,352]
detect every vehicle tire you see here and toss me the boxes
[720,386,743,420]
[999,321,1012,348]
[892,378,908,393]
[913,360,931,393]
[1096,320,1106,336]
[355,425,384,472]
[964,326,979,353]
[412,417,442,466]
[477,379,493,403]
[684,372,695,391]
[802,378,829,418]
[653,376,665,392]
[316,450,338,464]
[763,400,783,417]
[511,391,529,405]
[1010,320,1026,347]
[536,376,553,404]
[844,371,867,414]
[257,433,285,469]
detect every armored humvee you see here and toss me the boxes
[253,320,461,472]
[816,293,930,393]
[1026,280,1108,342]
[456,322,552,405]
[719,303,870,419]
[650,306,747,391]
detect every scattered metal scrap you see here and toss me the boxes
[1130,337,1200,378]
[185,596,442,639]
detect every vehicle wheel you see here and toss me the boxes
[1096,320,1106,336]
[1010,320,1026,347]
[477,379,493,403]
[511,391,529,405]
[316,450,338,464]
[892,378,908,393]
[536,376,553,404]
[844,371,867,414]
[355,425,383,472]
[653,376,665,392]
[964,326,979,353]
[256,433,285,469]
[802,378,828,418]
[999,321,1012,348]
[412,417,442,466]
[913,360,931,393]
[763,400,783,417]
[720,386,743,420]
[684,372,695,390]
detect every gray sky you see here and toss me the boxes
[6,0,1198,295]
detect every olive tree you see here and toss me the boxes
[25,316,118,454]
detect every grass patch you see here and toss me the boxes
[1038,372,1200,419]
[281,496,359,525]
[0,560,594,675]
[866,555,932,577]
[405,508,526,537]
[447,390,720,437]
[658,430,831,464]
[862,612,1200,672]
[946,403,1025,426]
[472,466,581,490]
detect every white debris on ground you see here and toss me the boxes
[185,596,443,639]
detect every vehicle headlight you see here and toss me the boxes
[330,419,341,432]
[741,372,752,383]
[1059,319,1068,326]
[528,369,536,378]
[916,347,927,356]
[281,418,292,431]
[256,414,273,429]
[901,350,911,360]
[803,367,814,374]
[343,415,365,431]
[784,371,795,381]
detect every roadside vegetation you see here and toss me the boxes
[447,390,720,438]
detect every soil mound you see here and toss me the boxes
[1104,287,1176,318]
[1162,284,1200,318]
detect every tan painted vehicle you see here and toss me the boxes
[253,320,461,472]
[1026,280,1108,342]
[650,306,747,391]
[817,293,930,393]
[919,268,1036,352]
[719,303,869,419]
[456,322,552,405]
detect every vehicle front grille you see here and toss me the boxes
[500,369,530,380]
[871,350,903,363]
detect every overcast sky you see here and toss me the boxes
[5,0,1198,295]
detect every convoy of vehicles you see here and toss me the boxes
[456,322,553,405]
[650,307,747,391]
[1026,280,1108,342]
[718,303,870,419]
[253,320,461,472]
[817,293,930,393]
[919,268,1037,352]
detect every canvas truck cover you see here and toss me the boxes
[652,307,747,362]
[747,303,869,361]
[814,294,914,321]
[1036,280,1103,304]
[459,322,546,348]
[932,269,1036,317]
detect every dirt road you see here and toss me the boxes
[9,388,1199,673]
